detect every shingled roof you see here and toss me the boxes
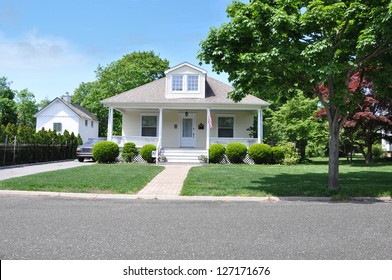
[101,76,269,107]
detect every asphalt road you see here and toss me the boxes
[0,196,391,260]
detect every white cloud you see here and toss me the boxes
[0,30,90,70]
[0,30,97,101]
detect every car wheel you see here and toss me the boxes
[78,157,85,162]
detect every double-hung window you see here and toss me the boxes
[171,74,199,93]
[53,122,62,134]
[171,75,183,92]
[187,75,199,91]
[218,116,234,138]
[141,115,157,137]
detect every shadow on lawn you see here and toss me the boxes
[308,157,392,167]
[247,170,392,199]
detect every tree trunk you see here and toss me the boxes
[328,120,340,190]
[297,140,307,162]
[365,143,373,164]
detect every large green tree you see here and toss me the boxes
[73,51,170,136]
[268,91,326,161]
[199,0,392,190]
[0,77,17,126]
[16,89,38,127]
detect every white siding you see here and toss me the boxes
[165,65,206,99]
[78,118,99,142]
[121,109,255,148]
[382,136,392,152]
[35,99,98,142]
[36,100,79,135]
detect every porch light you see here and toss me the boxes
[185,111,188,117]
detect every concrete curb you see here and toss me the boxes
[0,190,391,203]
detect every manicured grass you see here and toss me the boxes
[181,158,392,197]
[0,164,164,194]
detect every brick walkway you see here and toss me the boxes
[137,165,193,196]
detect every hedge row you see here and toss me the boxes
[92,141,299,165]
[0,124,82,146]
[92,142,157,164]
[209,142,300,165]
[0,124,83,166]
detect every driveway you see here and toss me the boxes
[0,196,391,259]
[0,160,95,180]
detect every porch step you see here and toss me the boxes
[160,148,207,163]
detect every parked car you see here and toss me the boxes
[76,137,106,162]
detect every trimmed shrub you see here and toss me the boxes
[271,146,285,164]
[92,141,119,163]
[280,143,300,165]
[140,144,157,163]
[122,142,138,163]
[226,142,248,163]
[209,144,226,163]
[371,144,384,159]
[248,143,272,164]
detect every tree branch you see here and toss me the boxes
[332,19,350,52]
[357,45,390,67]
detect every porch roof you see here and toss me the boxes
[101,76,270,109]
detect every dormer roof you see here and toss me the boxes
[164,62,207,75]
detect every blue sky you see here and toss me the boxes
[0,0,232,102]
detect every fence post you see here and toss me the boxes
[3,135,8,165]
[13,135,17,164]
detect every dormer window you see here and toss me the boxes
[172,75,183,91]
[165,62,206,98]
[187,75,199,91]
[171,74,199,93]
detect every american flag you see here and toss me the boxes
[208,110,213,129]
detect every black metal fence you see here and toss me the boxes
[1,137,78,166]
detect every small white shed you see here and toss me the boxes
[35,93,99,142]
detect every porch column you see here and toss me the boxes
[107,107,114,141]
[158,107,163,149]
[257,109,263,144]
[206,108,211,149]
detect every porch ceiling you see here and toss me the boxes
[113,103,265,113]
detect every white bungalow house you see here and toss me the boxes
[382,132,392,157]
[35,93,99,142]
[101,62,269,162]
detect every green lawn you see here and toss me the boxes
[0,164,164,194]
[181,158,392,197]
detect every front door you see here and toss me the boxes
[180,113,196,147]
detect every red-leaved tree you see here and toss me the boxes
[315,72,392,163]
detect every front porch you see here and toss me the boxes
[111,137,258,163]
[107,107,264,163]
[111,136,258,149]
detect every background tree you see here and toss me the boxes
[72,51,170,136]
[37,97,51,111]
[0,77,17,126]
[342,95,392,163]
[199,0,392,190]
[267,91,326,161]
[315,72,392,163]
[16,89,38,127]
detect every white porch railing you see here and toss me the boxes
[112,136,159,147]
[112,136,257,148]
[210,137,257,147]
